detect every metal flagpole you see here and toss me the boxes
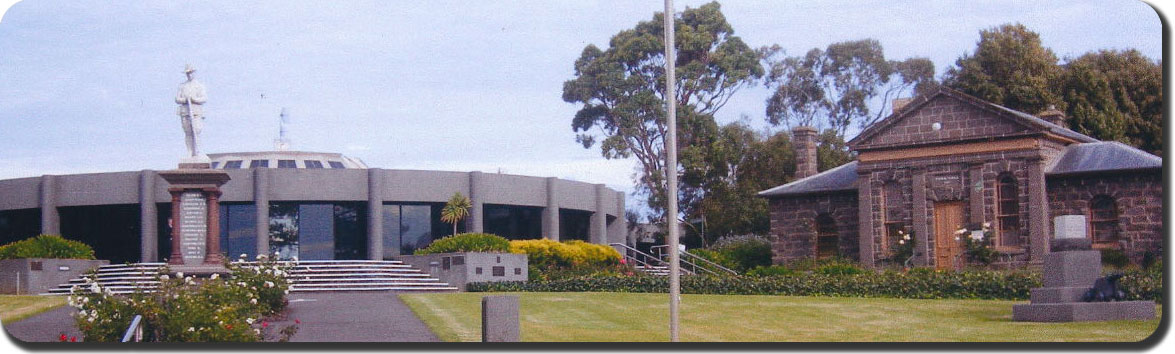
[662,0,681,343]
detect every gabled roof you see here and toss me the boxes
[1047,141,1162,175]
[848,87,1096,151]
[758,161,858,198]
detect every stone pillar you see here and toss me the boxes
[368,168,384,260]
[542,177,559,241]
[911,169,929,266]
[1027,158,1050,262]
[468,171,484,233]
[968,164,985,225]
[792,126,819,179]
[167,191,184,264]
[856,174,875,268]
[140,170,158,263]
[590,184,607,244]
[203,189,224,264]
[254,168,269,257]
[609,191,627,245]
[39,174,59,235]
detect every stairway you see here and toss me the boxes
[42,260,457,295]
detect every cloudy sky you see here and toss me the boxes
[0,0,1163,211]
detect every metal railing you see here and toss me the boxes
[121,315,143,343]
[650,245,739,276]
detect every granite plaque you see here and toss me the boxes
[179,191,207,264]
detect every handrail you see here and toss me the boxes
[649,245,738,276]
[121,314,144,343]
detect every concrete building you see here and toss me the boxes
[0,150,627,264]
[759,88,1162,269]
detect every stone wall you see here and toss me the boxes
[1047,172,1163,263]
[768,192,859,264]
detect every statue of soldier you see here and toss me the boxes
[175,64,207,157]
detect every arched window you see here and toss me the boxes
[1089,195,1120,248]
[996,173,1021,247]
[815,214,838,259]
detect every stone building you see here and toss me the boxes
[759,88,1162,269]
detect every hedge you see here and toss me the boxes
[414,233,510,255]
[0,234,95,260]
[469,268,1162,302]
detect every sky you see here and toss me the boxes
[0,0,1164,212]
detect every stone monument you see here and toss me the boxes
[159,65,230,271]
[1012,215,1155,322]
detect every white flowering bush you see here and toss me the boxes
[68,253,296,342]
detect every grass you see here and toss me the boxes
[399,292,1161,342]
[0,295,65,324]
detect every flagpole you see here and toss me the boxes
[662,0,680,343]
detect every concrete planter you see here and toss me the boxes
[0,258,109,295]
[396,252,527,291]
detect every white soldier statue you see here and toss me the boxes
[175,64,207,157]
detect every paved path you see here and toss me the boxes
[3,292,440,343]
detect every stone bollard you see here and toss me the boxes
[482,295,520,342]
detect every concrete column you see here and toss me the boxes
[968,164,985,225]
[589,184,607,244]
[609,191,627,245]
[468,171,484,233]
[367,168,384,260]
[542,177,559,241]
[39,175,59,235]
[856,173,875,268]
[1027,158,1050,262]
[911,169,929,266]
[254,168,270,257]
[139,170,158,262]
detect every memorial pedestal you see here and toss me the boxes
[159,169,230,269]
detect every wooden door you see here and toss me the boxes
[933,202,965,270]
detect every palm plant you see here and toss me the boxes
[440,192,472,236]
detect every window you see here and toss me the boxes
[305,160,324,169]
[1089,195,1120,248]
[815,214,838,259]
[278,160,297,168]
[249,160,269,168]
[328,161,346,169]
[223,160,243,169]
[996,174,1021,247]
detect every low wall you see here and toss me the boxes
[396,252,527,291]
[0,258,109,294]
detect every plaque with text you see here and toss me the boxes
[179,191,207,264]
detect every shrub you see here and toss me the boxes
[0,234,95,260]
[414,233,510,255]
[702,234,772,273]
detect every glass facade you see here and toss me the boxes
[267,202,367,260]
[383,204,437,257]
[484,204,543,240]
[0,208,41,246]
[219,203,256,260]
[559,209,591,241]
[59,204,141,264]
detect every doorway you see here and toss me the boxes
[933,201,965,270]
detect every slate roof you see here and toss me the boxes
[1047,141,1162,175]
[757,161,858,197]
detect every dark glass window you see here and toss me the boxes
[59,204,141,264]
[224,160,243,169]
[277,160,297,168]
[219,204,256,260]
[269,203,299,260]
[559,209,591,241]
[1090,195,1120,248]
[305,161,324,169]
[210,161,220,169]
[815,214,838,259]
[0,208,41,246]
[996,173,1021,247]
[249,160,269,168]
[484,204,543,240]
[328,161,346,169]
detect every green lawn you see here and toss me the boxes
[399,292,1160,342]
[0,295,65,324]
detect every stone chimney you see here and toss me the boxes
[892,97,914,114]
[792,126,818,179]
[1037,105,1067,129]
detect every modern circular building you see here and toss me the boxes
[0,150,627,264]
